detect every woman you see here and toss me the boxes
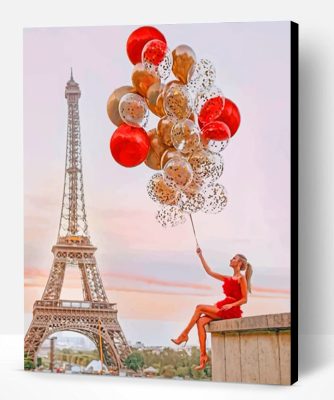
[171,247,253,370]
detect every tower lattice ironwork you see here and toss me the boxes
[24,70,131,372]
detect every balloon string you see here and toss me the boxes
[189,214,199,248]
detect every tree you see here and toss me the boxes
[162,364,176,378]
[124,352,144,372]
[176,366,189,378]
[24,353,35,370]
[190,365,206,380]
[204,363,212,378]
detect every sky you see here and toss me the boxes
[24,22,291,347]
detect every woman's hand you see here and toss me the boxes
[196,247,202,256]
[220,304,233,311]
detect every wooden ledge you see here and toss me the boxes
[207,312,291,333]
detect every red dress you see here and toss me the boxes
[215,276,243,319]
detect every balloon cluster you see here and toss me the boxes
[107,26,240,228]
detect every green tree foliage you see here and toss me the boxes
[124,351,145,372]
[162,364,176,378]
[190,366,206,380]
[135,346,211,380]
[24,353,35,370]
[176,366,190,377]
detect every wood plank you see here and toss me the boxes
[278,331,291,385]
[208,313,291,333]
[258,332,281,384]
[210,333,225,382]
[224,332,241,382]
[240,332,260,383]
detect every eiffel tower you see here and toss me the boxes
[24,70,131,372]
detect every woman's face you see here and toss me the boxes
[229,255,240,268]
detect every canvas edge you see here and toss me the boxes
[290,20,299,386]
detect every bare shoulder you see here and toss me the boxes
[209,270,230,282]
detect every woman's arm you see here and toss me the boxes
[196,248,229,281]
[221,276,248,309]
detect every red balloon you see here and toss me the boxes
[217,98,241,136]
[126,26,166,65]
[198,96,224,125]
[201,121,231,141]
[198,98,241,137]
[110,124,150,167]
[142,39,167,66]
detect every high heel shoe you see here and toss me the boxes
[170,332,189,346]
[193,354,210,370]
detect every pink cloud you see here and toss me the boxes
[24,266,289,298]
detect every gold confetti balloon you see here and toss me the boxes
[179,191,205,214]
[146,82,165,117]
[131,63,160,97]
[155,205,186,228]
[163,156,193,189]
[147,173,180,205]
[171,119,200,154]
[118,93,149,128]
[202,182,228,214]
[106,85,136,126]
[160,147,179,169]
[163,83,193,121]
[163,79,183,96]
[172,44,196,84]
[189,149,224,184]
[187,58,216,95]
[182,179,202,196]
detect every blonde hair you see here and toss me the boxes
[236,254,253,294]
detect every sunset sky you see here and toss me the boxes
[24,22,291,346]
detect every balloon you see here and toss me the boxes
[201,136,229,153]
[202,182,228,214]
[182,179,202,196]
[171,119,200,154]
[146,82,165,117]
[217,98,241,136]
[160,148,179,169]
[179,191,205,214]
[172,45,196,84]
[145,147,162,170]
[189,149,224,184]
[187,59,216,95]
[147,173,180,205]
[201,120,231,141]
[142,39,172,81]
[162,79,183,96]
[106,86,136,127]
[131,63,160,97]
[196,86,225,125]
[126,26,166,65]
[163,157,193,189]
[163,83,193,120]
[157,116,174,146]
[155,205,186,228]
[110,124,150,167]
[145,128,169,170]
[118,93,149,128]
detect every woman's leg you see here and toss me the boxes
[181,304,221,336]
[196,316,213,356]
